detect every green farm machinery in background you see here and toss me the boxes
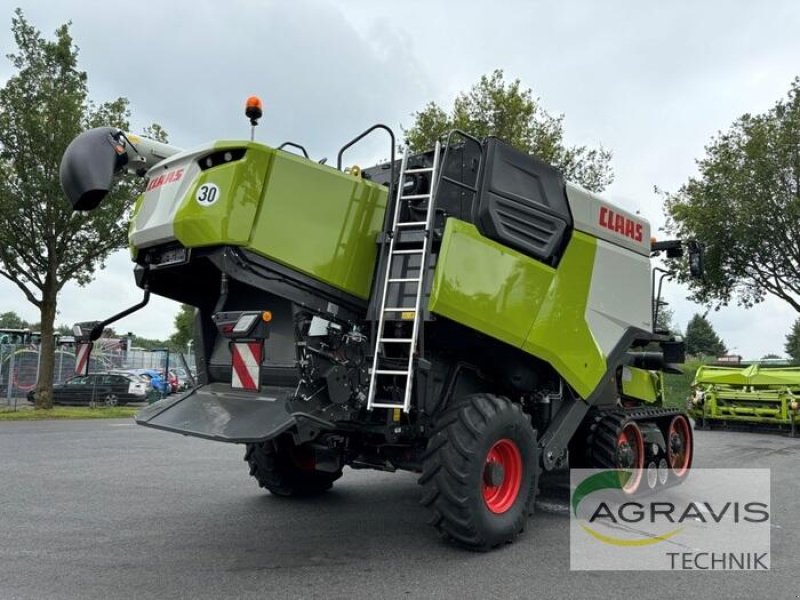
[689,364,800,436]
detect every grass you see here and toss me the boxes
[663,358,706,408]
[0,405,139,421]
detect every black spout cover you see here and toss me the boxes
[59,126,125,211]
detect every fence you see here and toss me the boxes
[0,344,195,404]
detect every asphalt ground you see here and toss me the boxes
[0,419,797,600]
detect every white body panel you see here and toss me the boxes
[121,133,183,174]
[567,183,650,257]
[585,238,652,356]
[129,145,214,249]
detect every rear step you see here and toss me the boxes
[136,383,298,443]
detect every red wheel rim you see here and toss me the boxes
[482,438,523,514]
[668,415,692,477]
[616,422,644,494]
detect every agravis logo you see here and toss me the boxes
[570,468,771,571]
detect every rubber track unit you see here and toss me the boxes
[586,407,692,490]
[419,393,538,551]
[244,441,342,497]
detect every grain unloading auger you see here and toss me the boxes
[689,363,800,435]
[59,101,704,549]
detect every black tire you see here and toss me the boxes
[244,437,342,497]
[104,394,119,407]
[419,393,538,551]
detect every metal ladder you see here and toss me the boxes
[367,141,442,411]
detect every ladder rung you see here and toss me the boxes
[384,307,416,312]
[404,167,433,174]
[401,194,430,200]
[387,277,421,283]
[374,369,410,376]
[391,249,424,255]
[370,401,406,409]
[396,222,427,228]
[379,338,413,343]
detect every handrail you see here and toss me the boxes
[336,124,396,187]
[277,142,310,159]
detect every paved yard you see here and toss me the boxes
[0,419,797,600]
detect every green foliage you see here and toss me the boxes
[130,335,169,351]
[785,317,800,362]
[663,357,708,408]
[0,10,135,299]
[684,313,727,357]
[0,310,28,328]
[761,353,782,360]
[168,304,195,351]
[654,305,677,335]
[0,10,165,407]
[404,70,614,192]
[664,77,800,312]
[0,406,138,420]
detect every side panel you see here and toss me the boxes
[429,220,607,398]
[621,366,660,403]
[585,239,652,357]
[173,146,273,248]
[248,153,388,300]
[521,232,607,398]
[429,220,553,347]
[567,183,651,256]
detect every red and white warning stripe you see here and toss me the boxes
[231,341,262,391]
[75,342,93,376]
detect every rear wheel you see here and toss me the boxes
[244,437,342,497]
[104,394,119,407]
[590,416,645,494]
[420,393,538,550]
[667,415,692,478]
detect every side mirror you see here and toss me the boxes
[687,241,705,279]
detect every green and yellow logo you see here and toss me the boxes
[572,470,682,547]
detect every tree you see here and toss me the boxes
[404,69,614,192]
[654,305,677,335]
[0,11,163,408]
[0,311,29,329]
[785,318,800,363]
[129,335,170,351]
[664,78,800,312]
[761,353,782,360]
[168,304,195,352]
[684,313,727,357]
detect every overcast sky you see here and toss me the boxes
[1,0,799,358]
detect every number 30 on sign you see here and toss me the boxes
[196,183,220,206]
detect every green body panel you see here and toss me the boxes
[429,220,607,399]
[174,144,273,249]
[621,366,662,404]
[132,141,388,300]
[247,151,387,299]
[688,364,800,425]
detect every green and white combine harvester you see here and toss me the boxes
[689,363,800,436]
[58,99,703,549]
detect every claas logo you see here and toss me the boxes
[598,206,643,243]
[146,168,184,192]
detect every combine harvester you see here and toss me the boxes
[59,98,703,549]
[690,363,800,436]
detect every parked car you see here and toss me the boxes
[27,372,149,406]
[172,367,195,390]
[166,370,179,393]
[123,369,170,395]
